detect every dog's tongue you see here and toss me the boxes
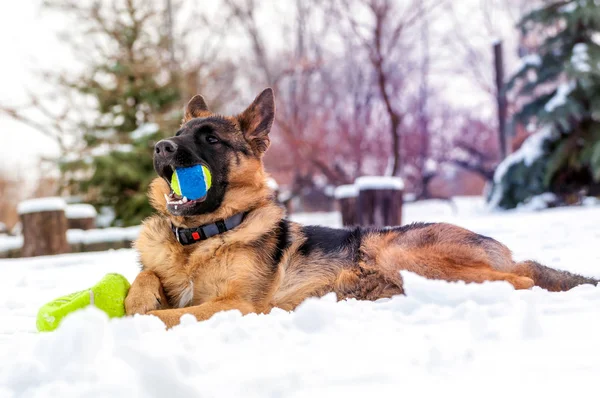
[170,165,212,201]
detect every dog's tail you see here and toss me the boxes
[514,260,599,292]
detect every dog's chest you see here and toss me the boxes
[159,252,232,308]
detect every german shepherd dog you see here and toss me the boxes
[125,88,598,328]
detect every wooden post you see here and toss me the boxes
[334,185,359,227]
[355,177,404,227]
[66,204,97,230]
[494,40,510,160]
[17,197,70,257]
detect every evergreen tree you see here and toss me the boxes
[489,0,600,209]
[48,0,183,226]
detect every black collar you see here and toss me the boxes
[171,212,247,245]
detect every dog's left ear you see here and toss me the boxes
[184,95,211,122]
[238,88,275,155]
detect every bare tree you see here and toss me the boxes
[223,0,357,189]
[334,0,441,177]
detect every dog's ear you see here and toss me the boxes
[237,88,275,155]
[183,95,211,122]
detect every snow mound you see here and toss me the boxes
[65,204,97,219]
[334,184,358,199]
[1,272,599,397]
[67,226,140,245]
[2,201,600,396]
[516,193,559,211]
[17,197,67,215]
[354,176,405,191]
[0,235,22,252]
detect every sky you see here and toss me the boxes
[0,0,523,182]
[0,0,69,177]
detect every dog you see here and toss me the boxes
[125,88,598,328]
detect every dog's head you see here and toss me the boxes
[149,88,275,223]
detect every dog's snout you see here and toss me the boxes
[155,140,178,158]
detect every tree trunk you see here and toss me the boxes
[18,198,70,257]
[20,210,70,257]
[67,217,96,230]
[355,177,404,227]
[335,184,359,227]
[338,197,358,227]
[65,203,97,230]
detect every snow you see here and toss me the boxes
[66,226,140,245]
[516,193,559,211]
[130,123,159,140]
[424,158,438,174]
[96,206,116,228]
[492,126,555,185]
[333,184,358,199]
[559,2,578,13]
[0,235,22,252]
[544,81,576,112]
[0,226,140,253]
[571,43,591,72]
[516,54,541,72]
[266,177,279,191]
[2,200,600,396]
[489,126,559,208]
[17,197,67,215]
[65,204,97,219]
[354,176,405,191]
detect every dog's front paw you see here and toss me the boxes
[125,289,165,315]
[147,309,183,329]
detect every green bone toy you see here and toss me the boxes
[36,273,130,332]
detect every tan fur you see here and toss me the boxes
[126,90,597,328]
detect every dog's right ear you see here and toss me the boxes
[183,95,211,122]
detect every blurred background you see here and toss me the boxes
[0,0,599,245]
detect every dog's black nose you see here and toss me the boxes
[155,140,178,158]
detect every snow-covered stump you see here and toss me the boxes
[17,198,70,257]
[355,177,404,227]
[334,185,359,226]
[66,204,97,231]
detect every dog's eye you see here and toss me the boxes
[206,135,219,144]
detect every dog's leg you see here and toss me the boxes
[511,260,599,291]
[444,268,535,290]
[147,298,256,328]
[125,270,170,315]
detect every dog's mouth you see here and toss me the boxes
[161,165,210,212]
[163,189,206,207]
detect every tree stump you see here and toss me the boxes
[17,197,70,257]
[334,184,359,226]
[355,177,404,227]
[66,204,97,230]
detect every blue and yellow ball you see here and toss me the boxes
[170,164,212,200]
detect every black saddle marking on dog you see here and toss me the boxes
[299,226,362,262]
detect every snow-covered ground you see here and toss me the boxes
[1,197,599,397]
